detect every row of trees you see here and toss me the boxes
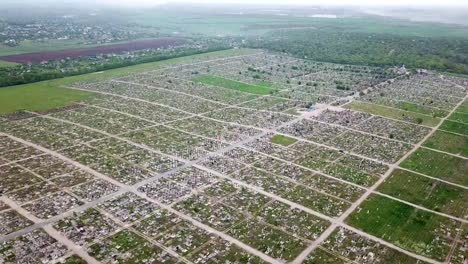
[247,29,468,75]
[0,43,231,87]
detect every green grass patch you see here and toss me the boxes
[378,169,468,218]
[347,195,460,261]
[271,134,298,146]
[439,120,468,135]
[423,130,468,157]
[193,75,275,95]
[400,148,468,185]
[395,101,447,117]
[447,111,468,124]
[0,60,18,68]
[61,255,87,264]
[0,82,92,114]
[345,101,440,127]
[0,49,259,114]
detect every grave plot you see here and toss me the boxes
[50,106,153,135]
[346,194,463,261]
[0,117,104,150]
[87,229,179,263]
[331,130,412,163]
[293,144,386,187]
[0,136,25,154]
[355,115,431,144]
[0,146,43,163]
[133,204,270,263]
[244,135,304,161]
[138,177,194,205]
[53,208,119,246]
[400,148,468,186]
[279,119,346,144]
[237,96,309,113]
[378,169,468,219]
[0,229,69,263]
[70,179,120,202]
[152,220,214,256]
[74,80,225,114]
[310,109,372,128]
[123,125,230,161]
[359,74,465,114]
[447,224,468,264]
[229,166,350,217]
[169,116,262,144]
[98,192,158,224]
[252,156,365,201]
[204,107,294,129]
[60,144,154,185]
[16,154,77,179]
[315,227,428,263]
[186,237,265,264]
[175,185,328,262]
[226,218,307,262]
[198,155,250,175]
[89,94,190,123]
[0,209,33,236]
[0,165,43,196]
[277,90,336,105]
[22,191,84,219]
[138,76,259,104]
[90,137,183,174]
[257,200,330,241]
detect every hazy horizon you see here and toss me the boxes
[4,0,468,7]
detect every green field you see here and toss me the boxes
[345,101,440,127]
[0,82,92,114]
[271,134,298,146]
[447,111,468,124]
[0,60,18,68]
[347,195,460,260]
[193,75,275,95]
[394,101,448,118]
[400,148,468,185]
[378,169,468,218]
[423,130,468,157]
[0,49,259,115]
[439,120,468,135]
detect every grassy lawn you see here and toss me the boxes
[346,194,460,261]
[395,101,448,118]
[400,148,468,185]
[439,120,468,135]
[0,82,92,114]
[345,101,440,127]
[62,255,87,264]
[378,169,468,218]
[0,48,259,115]
[0,60,18,68]
[192,75,275,95]
[271,134,298,146]
[423,130,468,157]
[447,111,468,124]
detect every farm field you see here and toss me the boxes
[0,49,467,264]
[0,38,186,64]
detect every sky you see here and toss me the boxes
[95,0,468,6]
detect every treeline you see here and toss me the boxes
[247,29,468,75]
[0,45,231,87]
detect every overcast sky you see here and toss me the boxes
[93,0,468,6]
